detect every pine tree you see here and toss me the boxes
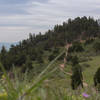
[0,46,8,69]
[22,56,33,73]
[71,56,83,90]
[94,68,100,87]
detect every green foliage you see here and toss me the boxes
[48,48,60,61]
[1,50,100,99]
[85,39,94,45]
[22,56,33,72]
[48,54,56,62]
[0,50,65,100]
[0,46,8,69]
[94,67,100,88]
[71,56,79,65]
[68,42,84,53]
[71,64,83,90]
[71,56,83,90]
[93,41,100,53]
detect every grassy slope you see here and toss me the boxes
[83,56,100,85]
[47,40,100,89]
[1,40,100,100]
[45,55,100,99]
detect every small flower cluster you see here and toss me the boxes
[82,92,90,98]
[71,92,90,100]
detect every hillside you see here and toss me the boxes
[0,16,100,100]
[0,16,99,70]
[1,36,100,100]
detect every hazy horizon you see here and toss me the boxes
[0,0,100,42]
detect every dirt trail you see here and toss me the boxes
[59,35,88,87]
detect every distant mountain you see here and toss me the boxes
[0,42,18,50]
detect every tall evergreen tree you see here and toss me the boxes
[94,68,100,87]
[71,56,83,90]
[0,46,8,69]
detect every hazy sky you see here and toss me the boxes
[0,0,100,42]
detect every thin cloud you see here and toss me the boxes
[0,0,100,42]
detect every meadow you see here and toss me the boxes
[0,47,100,100]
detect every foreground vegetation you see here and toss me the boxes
[1,54,100,100]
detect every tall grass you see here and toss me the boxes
[0,49,100,100]
[0,50,67,100]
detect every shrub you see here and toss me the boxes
[68,42,84,53]
[94,67,100,89]
[93,41,100,53]
[71,64,83,90]
[85,39,94,45]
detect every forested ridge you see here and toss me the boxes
[0,16,100,71]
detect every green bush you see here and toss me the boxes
[68,42,84,53]
[94,67,100,88]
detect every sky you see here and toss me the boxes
[0,0,100,42]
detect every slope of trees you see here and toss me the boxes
[0,16,99,70]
